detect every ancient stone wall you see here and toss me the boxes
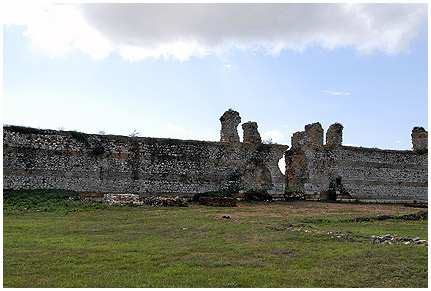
[3,127,287,197]
[286,123,428,203]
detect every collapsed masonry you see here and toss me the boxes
[286,122,428,203]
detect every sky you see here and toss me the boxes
[2,2,429,156]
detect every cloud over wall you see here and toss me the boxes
[4,3,427,61]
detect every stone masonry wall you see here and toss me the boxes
[3,127,287,197]
[286,123,428,203]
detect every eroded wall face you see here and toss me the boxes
[286,145,428,203]
[3,128,287,196]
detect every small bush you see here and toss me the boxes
[244,189,272,202]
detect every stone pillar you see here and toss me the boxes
[326,123,344,146]
[304,122,324,147]
[220,109,241,142]
[412,127,428,152]
[242,122,262,143]
[291,131,306,149]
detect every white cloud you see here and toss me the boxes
[5,3,112,59]
[4,3,427,61]
[322,90,352,96]
[167,123,187,135]
[262,130,284,143]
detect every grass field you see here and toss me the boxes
[3,190,428,288]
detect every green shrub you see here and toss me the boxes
[244,189,272,201]
[3,189,110,214]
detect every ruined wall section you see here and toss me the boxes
[286,123,428,203]
[302,146,427,203]
[3,128,287,197]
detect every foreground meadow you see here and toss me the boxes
[3,190,428,288]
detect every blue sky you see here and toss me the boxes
[2,3,428,152]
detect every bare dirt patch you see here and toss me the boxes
[188,200,427,221]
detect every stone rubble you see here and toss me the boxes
[103,193,143,206]
[371,234,428,246]
[272,223,428,246]
[102,194,188,207]
[143,196,188,207]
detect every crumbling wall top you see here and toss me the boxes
[304,122,324,147]
[220,109,241,142]
[412,126,428,152]
[326,123,344,146]
[291,122,324,149]
[242,121,262,144]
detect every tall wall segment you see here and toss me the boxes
[286,122,428,203]
[3,122,287,197]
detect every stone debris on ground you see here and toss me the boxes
[102,194,143,206]
[284,190,306,200]
[143,196,188,207]
[371,234,428,246]
[102,194,188,207]
[269,223,427,246]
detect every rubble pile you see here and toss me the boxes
[143,196,188,207]
[284,190,306,200]
[102,194,143,206]
[371,234,427,246]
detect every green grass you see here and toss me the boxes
[3,190,428,288]
[3,189,112,214]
